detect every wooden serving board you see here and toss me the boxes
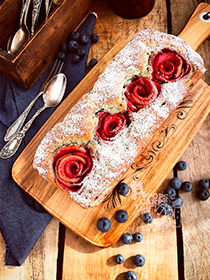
[12,3,210,248]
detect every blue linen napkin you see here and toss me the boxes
[0,12,97,266]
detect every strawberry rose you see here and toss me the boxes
[151,48,191,83]
[96,111,130,141]
[125,77,161,112]
[53,145,94,193]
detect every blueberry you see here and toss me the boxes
[68,31,80,41]
[181,181,193,192]
[196,188,209,201]
[133,254,145,267]
[77,48,86,58]
[142,212,153,224]
[121,232,133,244]
[91,33,99,43]
[72,54,80,64]
[56,51,66,62]
[133,232,143,242]
[157,202,172,215]
[164,187,177,200]
[198,179,209,189]
[175,161,187,171]
[171,197,183,208]
[125,270,138,280]
[89,58,98,68]
[67,40,79,53]
[116,182,130,196]
[115,210,129,223]
[79,34,89,45]
[59,42,68,53]
[97,217,111,232]
[115,253,124,264]
[169,177,182,190]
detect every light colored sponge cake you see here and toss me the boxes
[33,29,206,208]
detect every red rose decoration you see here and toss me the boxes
[151,48,191,83]
[125,77,161,112]
[53,145,95,193]
[96,111,130,141]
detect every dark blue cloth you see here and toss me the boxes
[0,13,96,266]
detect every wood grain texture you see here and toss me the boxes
[0,218,59,279]
[171,1,210,279]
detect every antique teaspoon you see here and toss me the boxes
[7,0,32,55]
[0,73,67,159]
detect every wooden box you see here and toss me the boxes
[0,0,98,89]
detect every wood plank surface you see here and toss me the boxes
[0,218,59,279]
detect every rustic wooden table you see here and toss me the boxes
[0,0,210,279]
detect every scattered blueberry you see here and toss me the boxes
[77,48,86,58]
[198,179,209,189]
[171,197,183,208]
[89,58,98,68]
[56,51,66,61]
[133,254,145,267]
[121,232,133,244]
[169,177,182,190]
[79,34,89,45]
[142,212,153,224]
[175,161,187,171]
[157,202,172,215]
[196,188,209,201]
[72,54,80,64]
[164,187,177,200]
[91,33,99,43]
[115,254,124,264]
[97,217,111,232]
[59,42,68,53]
[67,40,79,53]
[69,31,80,41]
[115,210,129,223]
[133,232,143,242]
[125,270,138,280]
[181,181,193,192]
[116,182,130,196]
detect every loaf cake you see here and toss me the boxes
[33,29,206,208]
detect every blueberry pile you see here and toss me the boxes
[96,160,209,280]
[114,231,145,279]
[56,30,99,66]
[196,179,210,200]
[121,231,143,244]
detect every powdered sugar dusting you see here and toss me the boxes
[33,29,205,208]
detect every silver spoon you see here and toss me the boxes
[4,59,64,142]
[7,0,32,55]
[0,73,67,159]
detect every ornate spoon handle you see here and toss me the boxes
[0,105,46,159]
[4,91,43,141]
[31,0,43,36]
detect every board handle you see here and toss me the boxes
[178,3,210,51]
